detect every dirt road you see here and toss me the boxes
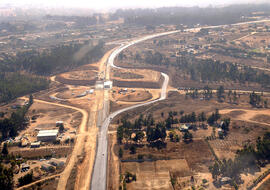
[30,99,89,190]
[19,96,89,190]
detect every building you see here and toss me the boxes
[88,89,94,94]
[104,81,113,89]
[180,125,189,132]
[56,121,64,127]
[30,141,41,148]
[37,130,58,142]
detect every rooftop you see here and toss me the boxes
[37,130,58,137]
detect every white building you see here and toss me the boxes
[37,130,58,142]
[104,81,113,89]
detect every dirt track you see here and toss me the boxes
[220,109,270,126]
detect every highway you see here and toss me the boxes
[90,33,171,190]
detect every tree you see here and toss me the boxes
[183,131,193,143]
[2,143,8,155]
[179,110,184,115]
[133,131,144,142]
[29,94,33,106]
[264,100,268,108]
[169,132,174,142]
[59,125,65,133]
[221,118,231,134]
[209,161,220,180]
[249,91,262,107]
[217,86,225,102]
[117,126,124,144]
[0,164,13,190]
[198,112,206,122]
[119,148,123,158]
[191,112,197,123]
[129,145,136,154]
[161,112,164,117]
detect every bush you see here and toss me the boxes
[129,145,136,154]
[202,179,208,184]
[18,171,33,186]
[119,148,123,158]
[137,154,144,160]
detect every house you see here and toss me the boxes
[30,141,41,148]
[37,130,58,142]
[180,124,189,132]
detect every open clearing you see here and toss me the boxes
[122,159,190,190]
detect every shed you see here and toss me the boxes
[37,130,58,142]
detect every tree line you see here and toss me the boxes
[0,40,104,76]
[0,72,49,103]
[140,49,270,88]
[0,95,33,141]
[110,4,270,27]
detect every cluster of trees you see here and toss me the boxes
[111,4,270,27]
[0,163,13,190]
[176,57,270,87]
[18,171,33,187]
[0,143,18,189]
[0,72,49,103]
[138,48,270,88]
[117,114,167,145]
[249,92,268,108]
[207,109,221,126]
[1,41,104,76]
[146,122,167,143]
[45,15,98,28]
[227,90,239,104]
[209,132,270,183]
[0,95,33,141]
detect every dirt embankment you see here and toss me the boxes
[55,75,96,86]
[113,79,161,89]
[10,146,72,159]
[113,74,163,89]
[118,91,153,102]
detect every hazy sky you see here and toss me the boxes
[1,0,269,10]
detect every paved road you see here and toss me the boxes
[90,19,270,190]
[90,33,171,190]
